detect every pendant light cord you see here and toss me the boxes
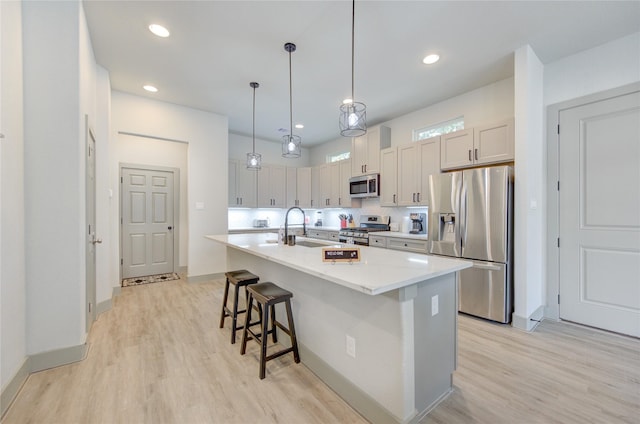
[289,48,293,138]
[351,0,355,102]
[252,85,256,153]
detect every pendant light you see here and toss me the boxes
[339,0,366,137]
[282,42,301,158]
[246,82,262,170]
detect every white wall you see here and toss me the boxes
[115,133,189,268]
[544,32,640,107]
[513,45,545,330]
[229,132,310,166]
[23,0,86,354]
[1,0,26,389]
[110,92,229,280]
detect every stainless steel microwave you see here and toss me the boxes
[349,174,380,198]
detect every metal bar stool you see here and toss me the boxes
[219,270,259,344]
[240,282,300,379]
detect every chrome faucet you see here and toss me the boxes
[284,207,306,241]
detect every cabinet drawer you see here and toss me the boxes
[307,230,328,240]
[387,238,428,253]
[369,235,388,248]
[328,232,340,241]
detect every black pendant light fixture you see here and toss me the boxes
[246,82,262,170]
[282,42,301,158]
[339,0,366,137]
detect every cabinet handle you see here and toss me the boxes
[468,150,472,161]
[393,194,396,203]
[475,148,478,161]
[417,193,420,202]
[412,193,416,202]
[338,197,342,206]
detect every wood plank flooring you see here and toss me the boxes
[3,277,639,424]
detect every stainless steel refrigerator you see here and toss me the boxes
[428,166,513,323]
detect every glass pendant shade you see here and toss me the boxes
[247,81,261,170]
[339,101,366,137]
[282,134,301,158]
[282,42,301,158]
[246,152,262,170]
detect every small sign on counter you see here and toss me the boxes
[322,247,360,263]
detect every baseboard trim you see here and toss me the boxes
[299,343,408,424]
[512,304,545,332]
[186,272,224,284]
[1,357,31,419]
[29,343,89,373]
[96,298,112,316]
[177,266,188,275]
[112,286,121,297]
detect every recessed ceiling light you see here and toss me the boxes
[143,85,158,93]
[149,24,170,38]
[423,54,440,65]
[342,98,353,105]
[295,124,304,129]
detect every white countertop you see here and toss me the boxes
[206,233,470,295]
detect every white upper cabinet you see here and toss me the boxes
[229,159,257,208]
[257,164,286,208]
[286,167,312,209]
[351,125,391,176]
[380,147,398,206]
[396,137,440,206]
[440,118,514,170]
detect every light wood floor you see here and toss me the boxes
[3,277,639,424]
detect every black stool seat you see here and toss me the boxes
[241,282,300,379]
[219,270,259,344]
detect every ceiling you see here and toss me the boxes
[83,1,640,146]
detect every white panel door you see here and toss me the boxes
[122,168,175,279]
[559,90,640,337]
[85,122,97,330]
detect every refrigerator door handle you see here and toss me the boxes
[470,260,502,271]
[460,180,467,250]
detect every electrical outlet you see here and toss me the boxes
[346,335,356,358]
[431,295,439,316]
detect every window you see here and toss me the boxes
[413,116,464,141]
[328,152,350,162]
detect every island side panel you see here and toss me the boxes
[227,247,416,422]
[413,272,457,416]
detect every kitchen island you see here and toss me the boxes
[206,233,471,424]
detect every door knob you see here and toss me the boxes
[168,226,173,230]
[92,237,102,244]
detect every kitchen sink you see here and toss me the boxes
[295,240,329,248]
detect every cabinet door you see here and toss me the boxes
[297,167,312,208]
[351,135,367,176]
[286,167,298,208]
[441,129,474,170]
[397,144,419,206]
[329,162,341,206]
[318,164,332,207]
[338,159,360,207]
[270,165,287,208]
[311,166,322,208]
[229,160,238,206]
[474,118,514,165]
[235,161,257,208]
[380,147,397,206]
[417,137,440,206]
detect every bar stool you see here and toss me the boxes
[219,270,259,344]
[240,282,300,379]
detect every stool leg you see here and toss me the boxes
[240,293,253,355]
[285,300,300,363]
[259,304,269,379]
[270,304,278,343]
[218,279,230,328]
[230,283,241,344]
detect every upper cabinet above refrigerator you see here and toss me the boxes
[440,118,514,170]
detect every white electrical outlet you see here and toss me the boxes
[346,335,356,358]
[431,295,439,316]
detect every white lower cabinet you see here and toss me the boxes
[387,238,429,253]
[369,235,388,248]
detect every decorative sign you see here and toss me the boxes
[322,247,360,263]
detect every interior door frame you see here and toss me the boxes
[85,115,96,331]
[119,163,180,281]
[546,81,640,321]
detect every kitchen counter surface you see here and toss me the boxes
[206,233,469,295]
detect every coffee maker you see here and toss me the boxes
[409,213,426,234]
